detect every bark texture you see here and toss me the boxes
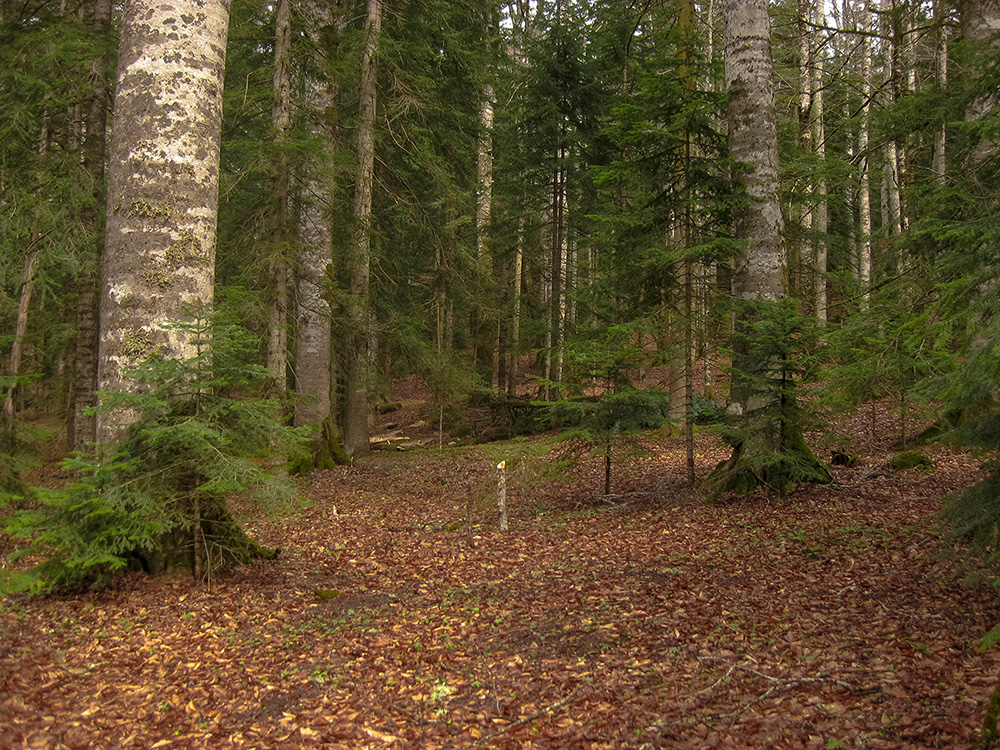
[294,0,341,434]
[70,0,114,452]
[713,0,831,495]
[724,0,784,314]
[344,0,381,457]
[267,0,292,405]
[723,0,784,412]
[98,0,231,444]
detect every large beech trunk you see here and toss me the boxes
[711,0,831,495]
[97,0,268,573]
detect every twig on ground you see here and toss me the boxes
[477,691,577,744]
[695,656,880,721]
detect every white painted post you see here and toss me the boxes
[496,460,508,532]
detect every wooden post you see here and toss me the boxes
[496,460,508,532]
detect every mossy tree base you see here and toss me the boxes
[289,416,350,474]
[132,495,277,578]
[706,414,832,498]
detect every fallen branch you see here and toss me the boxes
[477,691,577,744]
[696,656,880,720]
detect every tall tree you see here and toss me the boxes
[267,0,292,408]
[294,0,347,469]
[710,0,831,494]
[97,0,232,442]
[344,0,382,457]
[70,0,115,452]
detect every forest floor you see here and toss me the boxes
[2,387,1000,749]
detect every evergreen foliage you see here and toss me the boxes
[545,388,671,496]
[823,279,953,448]
[706,299,832,497]
[2,318,306,592]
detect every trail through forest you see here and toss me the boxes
[2,401,999,749]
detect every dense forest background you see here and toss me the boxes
[1,0,1000,580]
[6,1,1000,745]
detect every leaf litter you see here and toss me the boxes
[2,416,999,749]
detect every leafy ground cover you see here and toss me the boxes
[2,401,999,749]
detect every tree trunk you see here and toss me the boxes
[723,0,785,400]
[96,0,270,575]
[960,0,999,173]
[267,0,292,474]
[507,225,523,395]
[70,0,114,452]
[344,0,381,457]
[858,20,873,302]
[812,44,828,325]
[712,0,830,495]
[474,9,498,390]
[98,0,231,441]
[932,0,948,184]
[547,150,565,398]
[796,0,813,302]
[4,248,40,419]
[294,0,346,469]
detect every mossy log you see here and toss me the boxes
[890,450,934,472]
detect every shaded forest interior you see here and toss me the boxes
[3,0,1000,746]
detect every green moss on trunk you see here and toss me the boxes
[290,416,350,474]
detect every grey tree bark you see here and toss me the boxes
[69,0,114,452]
[812,34,828,324]
[344,0,381,457]
[723,0,784,318]
[293,0,347,470]
[267,0,292,408]
[473,6,499,391]
[858,13,873,300]
[932,0,949,183]
[960,0,1000,172]
[711,0,831,494]
[94,0,276,576]
[97,0,231,444]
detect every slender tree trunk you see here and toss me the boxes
[265,0,292,477]
[5,104,50,419]
[858,20,873,303]
[97,0,231,444]
[268,0,292,403]
[881,0,903,248]
[546,151,565,398]
[812,24,828,324]
[507,227,523,395]
[5,248,40,419]
[344,0,381,457]
[70,0,113,451]
[932,0,948,183]
[796,0,813,301]
[294,0,346,470]
[474,6,498,390]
